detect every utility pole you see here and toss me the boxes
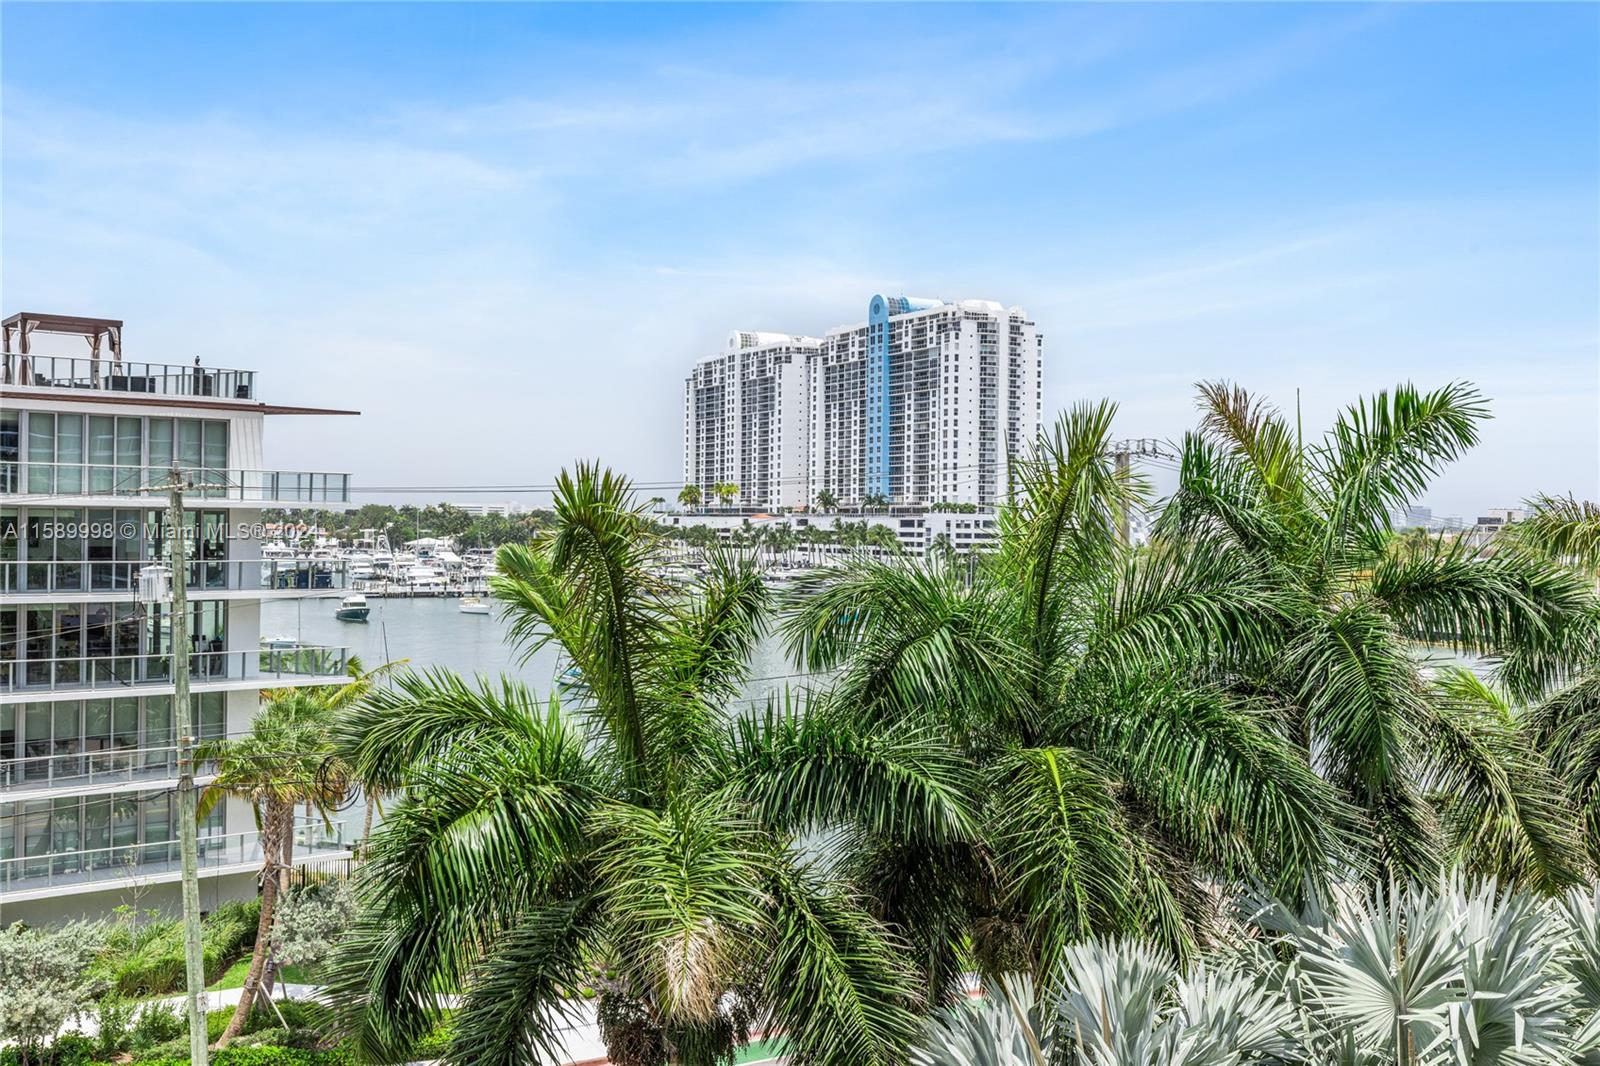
[166,462,210,1066]
[1111,438,1179,548]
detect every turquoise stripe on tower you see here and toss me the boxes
[866,295,891,499]
[865,294,943,501]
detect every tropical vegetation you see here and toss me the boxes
[913,876,1600,1066]
[200,660,389,1044]
[326,465,969,1066]
[304,381,1600,1063]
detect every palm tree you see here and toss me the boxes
[784,401,1352,985]
[647,496,667,514]
[815,488,838,513]
[326,464,971,1066]
[1157,381,1591,888]
[713,482,739,511]
[1470,495,1600,866]
[200,688,353,1044]
[863,493,889,513]
[677,484,701,513]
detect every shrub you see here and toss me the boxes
[272,882,355,970]
[0,1033,97,1066]
[95,993,137,1056]
[130,1000,186,1051]
[0,921,104,1060]
[109,898,261,997]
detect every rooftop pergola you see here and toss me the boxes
[2,312,123,385]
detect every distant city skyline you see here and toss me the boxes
[3,3,1595,514]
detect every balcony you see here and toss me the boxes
[0,643,352,697]
[1,742,219,798]
[5,462,351,504]
[2,353,256,400]
[0,559,348,596]
[0,820,347,897]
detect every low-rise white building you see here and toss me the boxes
[1,311,358,924]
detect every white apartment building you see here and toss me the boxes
[682,331,818,511]
[1,312,357,924]
[683,295,1043,510]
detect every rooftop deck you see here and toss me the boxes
[3,353,257,401]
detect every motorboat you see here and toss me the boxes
[336,594,370,622]
[405,565,447,595]
[458,596,491,616]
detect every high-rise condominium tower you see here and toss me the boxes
[682,295,1043,510]
[682,331,819,512]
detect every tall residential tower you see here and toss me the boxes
[683,295,1043,510]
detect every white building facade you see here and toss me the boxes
[683,331,818,512]
[0,312,357,923]
[684,296,1043,511]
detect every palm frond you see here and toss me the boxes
[1312,381,1489,552]
[911,973,1048,1066]
[1370,532,1591,655]
[761,859,923,1065]
[1076,535,1286,687]
[720,691,977,844]
[1423,668,1585,893]
[1080,679,1356,899]
[592,797,766,1022]
[988,747,1144,974]
[1509,494,1600,572]
[444,897,603,1066]
[1286,602,1439,882]
[337,668,581,793]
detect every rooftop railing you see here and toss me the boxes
[4,461,351,504]
[0,820,346,894]
[1,354,256,400]
[0,643,351,696]
[0,559,348,595]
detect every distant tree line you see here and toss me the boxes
[263,502,555,547]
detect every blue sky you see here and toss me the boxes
[3,2,1596,515]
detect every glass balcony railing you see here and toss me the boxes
[2,354,256,400]
[5,462,351,503]
[0,643,351,696]
[1,742,220,796]
[0,820,346,895]
[0,559,348,595]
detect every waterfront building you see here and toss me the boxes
[682,296,1043,510]
[682,331,819,511]
[0,311,357,923]
[661,509,1000,556]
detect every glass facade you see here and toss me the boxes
[1,693,227,783]
[17,412,227,495]
[0,789,225,881]
[0,598,229,690]
[0,506,228,593]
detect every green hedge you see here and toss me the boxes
[136,1049,354,1066]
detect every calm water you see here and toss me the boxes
[261,596,806,706]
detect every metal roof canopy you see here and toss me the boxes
[3,311,124,385]
[3,312,123,351]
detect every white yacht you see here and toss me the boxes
[405,564,447,595]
